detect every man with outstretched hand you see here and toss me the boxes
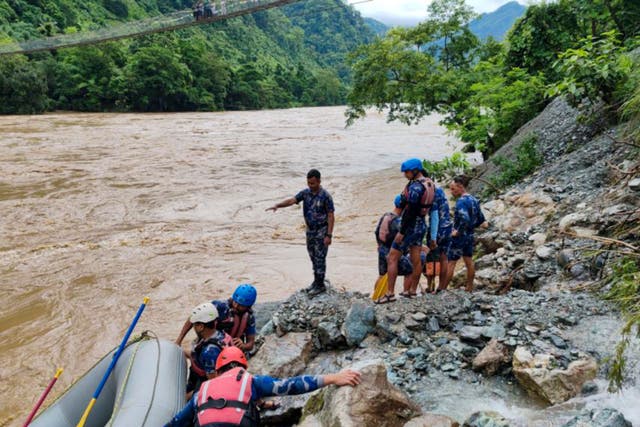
[267,169,335,297]
[164,346,361,427]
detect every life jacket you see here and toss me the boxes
[218,306,251,339]
[229,312,250,339]
[376,212,399,247]
[190,332,233,378]
[195,367,260,427]
[402,177,435,217]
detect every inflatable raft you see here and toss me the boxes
[31,336,186,427]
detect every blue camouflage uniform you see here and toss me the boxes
[213,299,257,338]
[165,374,324,427]
[448,194,485,261]
[295,187,334,282]
[186,330,229,393]
[431,186,452,257]
[394,180,438,252]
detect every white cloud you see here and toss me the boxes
[351,0,527,27]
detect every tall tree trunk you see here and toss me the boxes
[603,0,627,39]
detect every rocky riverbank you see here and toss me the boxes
[247,97,639,427]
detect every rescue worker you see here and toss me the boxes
[429,182,453,293]
[375,195,413,281]
[446,175,488,292]
[164,346,361,427]
[185,302,232,395]
[176,284,258,352]
[267,169,335,297]
[376,158,438,303]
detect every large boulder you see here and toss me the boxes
[301,359,421,427]
[463,411,510,427]
[472,338,511,376]
[512,347,597,405]
[341,302,376,347]
[561,408,632,427]
[404,414,460,427]
[250,332,313,377]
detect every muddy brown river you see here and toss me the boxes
[0,106,467,425]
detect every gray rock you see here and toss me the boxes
[463,411,510,427]
[535,245,555,260]
[570,263,587,279]
[550,335,567,349]
[561,408,631,427]
[524,324,541,334]
[459,326,485,344]
[483,324,506,339]
[398,333,413,345]
[341,302,376,347]
[441,363,456,372]
[428,316,441,332]
[406,347,428,359]
[317,321,344,349]
[507,329,520,337]
[628,177,640,191]
[412,312,428,322]
[404,317,421,330]
[581,381,599,396]
[434,337,449,346]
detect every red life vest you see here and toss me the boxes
[195,367,260,427]
[229,312,250,339]
[402,177,435,217]
[190,332,233,378]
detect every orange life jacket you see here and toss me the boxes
[195,367,260,427]
[402,177,435,217]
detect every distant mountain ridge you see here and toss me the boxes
[468,1,527,41]
[363,17,389,36]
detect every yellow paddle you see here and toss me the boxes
[371,274,388,301]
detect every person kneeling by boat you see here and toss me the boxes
[186,302,233,395]
[176,284,258,352]
[165,346,361,427]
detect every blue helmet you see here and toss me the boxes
[401,158,423,172]
[232,284,257,307]
[394,194,403,208]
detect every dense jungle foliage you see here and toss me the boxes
[0,0,376,113]
[347,0,640,158]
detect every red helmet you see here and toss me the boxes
[215,346,248,371]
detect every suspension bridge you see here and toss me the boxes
[0,0,306,56]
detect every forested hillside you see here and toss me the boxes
[0,0,376,113]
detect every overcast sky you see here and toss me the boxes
[351,0,528,27]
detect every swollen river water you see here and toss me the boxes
[0,107,465,424]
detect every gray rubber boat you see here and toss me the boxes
[31,337,186,427]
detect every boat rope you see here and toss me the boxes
[106,330,161,427]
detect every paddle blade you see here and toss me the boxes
[372,274,388,301]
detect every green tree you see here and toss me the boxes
[549,31,633,107]
[505,1,583,79]
[118,45,193,111]
[0,55,50,113]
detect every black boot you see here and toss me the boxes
[307,276,327,297]
[304,274,321,293]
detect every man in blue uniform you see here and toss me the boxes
[267,169,335,297]
[447,175,488,292]
[175,284,258,352]
[430,183,453,292]
[376,159,438,303]
[185,302,232,395]
[164,346,361,427]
